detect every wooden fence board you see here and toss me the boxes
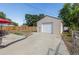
[1,26,37,32]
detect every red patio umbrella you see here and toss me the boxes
[0,18,12,45]
[0,18,12,31]
[0,18,12,34]
[0,18,11,24]
[0,18,12,30]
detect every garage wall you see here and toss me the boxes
[37,16,63,34]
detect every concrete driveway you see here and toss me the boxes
[0,32,69,55]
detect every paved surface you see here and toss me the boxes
[1,34,25,45]
[0,33,69,55]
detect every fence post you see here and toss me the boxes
[72,31,76,54]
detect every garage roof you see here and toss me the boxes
[37,15,63,23]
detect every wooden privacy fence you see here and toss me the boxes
[1,26,37,32]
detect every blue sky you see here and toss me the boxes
[0,3,64,25]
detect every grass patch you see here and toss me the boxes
[13,32,23,35]
[10,31,32,37]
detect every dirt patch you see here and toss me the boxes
[62,32,74,54]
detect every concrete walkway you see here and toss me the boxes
[0,33,69,55]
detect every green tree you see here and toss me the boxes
[6,18,11,21]
[58,3,79,30]
[0,12,6,19]
[70,4,79,30]
[0,11,18,26]
[12,22,18,26]
[24,14,45,26]
[6,18,18,26]
[58,3,71,26]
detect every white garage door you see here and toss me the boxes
[41,23,52,33]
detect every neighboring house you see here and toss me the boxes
[37,16,63,34]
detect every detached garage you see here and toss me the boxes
[37,16,63,34]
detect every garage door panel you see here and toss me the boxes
[41,23,52,33]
